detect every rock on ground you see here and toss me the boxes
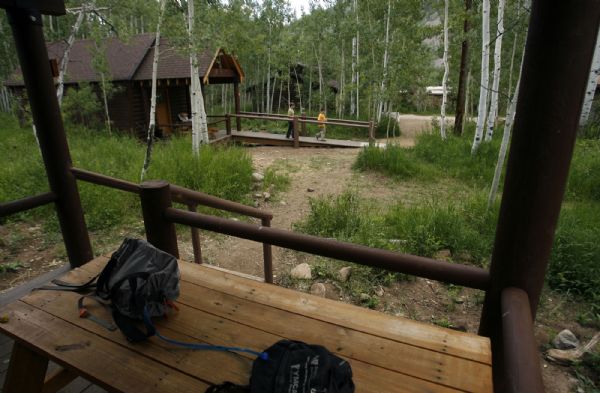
[291,263,312,280]
[338,266,352,282]
[252,172,264,182]
[310,283,327,297]
[553,329,579,350]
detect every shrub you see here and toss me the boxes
[61,83,102,129]
[383,196,497,265]
[567,140,600,202]
[549,202,600,309]
[354,145,433,180]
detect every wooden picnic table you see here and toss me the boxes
[0,255,493,392]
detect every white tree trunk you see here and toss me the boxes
[56,7,86,105]
[354,0,360,119]
[377,0,391,123]
[472,0,491,154]
[141,0,166,181]
[351,36,357,115]
[100,72,111,134]
[278,77,283,112]
[266,24,272,113]
[488,52,524,208]
[485,0,505,142]
[440,0,450,140]
[580,28,600,126]
[188,0,209,155]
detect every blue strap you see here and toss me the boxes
[142,306,269,360]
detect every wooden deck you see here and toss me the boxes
[0,256,492,392]
[211,130,384,148]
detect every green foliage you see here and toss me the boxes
[384,196,496,265]
[1,119,254,232]
[567,140,600,202]
[412,130,501,187]
[548,203,600,318]
[0,262,23,273]
[294,190,496,266]
[375,114,401,138]
[354,145,433,180]
[61,84,102,129]
[262,166,291,194]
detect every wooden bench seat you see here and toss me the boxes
[0,256,492,392]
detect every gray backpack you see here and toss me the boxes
[90,238,180,342]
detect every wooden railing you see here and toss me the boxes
[68,168,274,282]
[227,111,376,146]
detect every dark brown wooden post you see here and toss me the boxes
[6,7,93,267]
[234,81,242,131]
[453,0,472,136]
[140,180,179,258]
[188,204,202,263]
[293,116,300,148]
[478,1,600,390]
[261,217,273,283]
[301,111,307,136]
[3,343,49,393]
[225,113,232,135]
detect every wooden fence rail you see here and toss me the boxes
[230,111,375,145]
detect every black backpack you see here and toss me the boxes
[251,340,354,393]
[207,340,355,393]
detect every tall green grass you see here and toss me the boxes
[295,190,497,266]
[1,115,254,231]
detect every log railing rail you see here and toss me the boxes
[229,112,376,143]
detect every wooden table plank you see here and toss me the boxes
[175,259,492,364]
[29,266,463,393]
[175,280,492,392]
[0,302,207,393]
[79,256,492,392]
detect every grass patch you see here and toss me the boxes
[354,144,435,180]
[1,116,255,232]
[567,140,600,202]
[549,202,600,321]
[294,190,496,266]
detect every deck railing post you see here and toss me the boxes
[140,180,179,258]
[225,114,232,136]
[301,112,307,136]
[293,116,299,148]
[368,120,375,144]
[261,217,274,283]
[478,1,600,391]
[188,204,202,263]
[6,7,93,267]
[234,82,242,131]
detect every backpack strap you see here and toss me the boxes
[77,296,117,331]
[35,274,98,293]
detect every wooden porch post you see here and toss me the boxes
[139,180,179,257]
[234,81,241,131]
[478,1,600,391]
[6,7,93,267]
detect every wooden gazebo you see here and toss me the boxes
[0,0,598,392]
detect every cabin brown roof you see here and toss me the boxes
[5,33,244,86]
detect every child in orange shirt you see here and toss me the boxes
[317,108,327,141]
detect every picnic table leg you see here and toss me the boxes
[4,342,48,392]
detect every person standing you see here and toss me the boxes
[317,108,327,141]
[286,103,295,139]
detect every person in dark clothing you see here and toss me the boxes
[285,103,295,139]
